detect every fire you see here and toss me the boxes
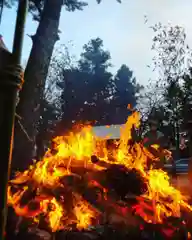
[8,111,192,234]
[137,169,192,223]
[73,196,99,230]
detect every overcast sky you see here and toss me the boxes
[1,0,192,85]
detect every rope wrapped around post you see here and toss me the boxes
[0,60,24,238]
[0,0,28,238]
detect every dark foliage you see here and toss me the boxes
[56,38,140,132]
[2,0,121,22]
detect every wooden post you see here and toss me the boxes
[0,1,28,238]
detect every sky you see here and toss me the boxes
[1,0,192,85]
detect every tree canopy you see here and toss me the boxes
[4,0,123,170]
[45,37,141,134]
[138,22,192,157]
[2,0,121,21]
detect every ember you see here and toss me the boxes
[7,111,192,238]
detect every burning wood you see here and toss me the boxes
[7,111,192,238]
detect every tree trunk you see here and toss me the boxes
[12,0,63,172]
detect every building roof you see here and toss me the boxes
[91,124,124,139]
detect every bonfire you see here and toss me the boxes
[7,112,192,239]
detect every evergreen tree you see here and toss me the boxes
[112,64,143,124]
[6,0,121,170]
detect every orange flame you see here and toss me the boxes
[73,195,100,230]
[7,111,192,232]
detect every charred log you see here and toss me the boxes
[102,165,147,200]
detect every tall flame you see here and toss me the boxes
[8,111,192,232]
